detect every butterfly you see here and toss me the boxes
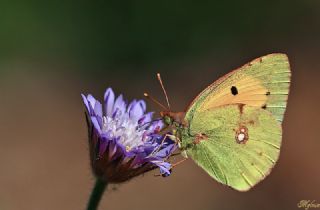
[145,53,291,191]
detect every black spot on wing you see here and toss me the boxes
[231,86,238,95]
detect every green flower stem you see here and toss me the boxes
[87,178,108,210]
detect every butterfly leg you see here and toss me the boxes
[169,135,189,158]
[171,158,188,168]
[157,124,173,135]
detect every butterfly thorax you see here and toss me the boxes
[160,111,196,151]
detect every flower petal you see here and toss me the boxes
[148,119,163,133]
[94,100,103,117]
[151,160,172,176]
[138,112,153,125]
[108,139,118,160]
[99,138,108,157]
[81,94,90,113]
[91,116,102,134]
[104,88,115,117]
[154,143,177,159]
[139,100,146,112]
[127,100,136,112]
[129,100,145,121]
[87,94,96,110]
[114,94,126,116]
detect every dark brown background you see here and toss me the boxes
[0,1,319,210]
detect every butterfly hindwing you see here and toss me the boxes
[183,105,281,191]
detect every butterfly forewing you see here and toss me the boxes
[185,53,291,122]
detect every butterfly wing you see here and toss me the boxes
[185,53,291,122]
[183,105,281,191]
[182,54,290,191]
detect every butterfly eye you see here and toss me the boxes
[164,116,172,125]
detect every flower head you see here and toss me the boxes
[82,88,176,183]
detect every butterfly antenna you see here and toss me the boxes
[157,73,171,110]
[144,92,168,111]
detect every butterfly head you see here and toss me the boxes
[160,111,173,126]
[160,111,187,127]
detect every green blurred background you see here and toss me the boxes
[0,1,319,210]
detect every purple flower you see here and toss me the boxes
[82,87,176,183]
